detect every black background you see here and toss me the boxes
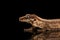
[16,0,60,40]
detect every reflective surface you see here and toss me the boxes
[31,31,60,40]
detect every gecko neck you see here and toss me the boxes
[30,18,46,28]
[35,16,46,21]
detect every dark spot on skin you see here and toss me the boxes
[34,19,36,21]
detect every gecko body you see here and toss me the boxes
[19,14,60,40]
[19,14,60,31]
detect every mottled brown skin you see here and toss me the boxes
[19,14,60,40]
[19,14,60,31]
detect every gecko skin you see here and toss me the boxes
[19,14,60,40]
[19,14,60,31]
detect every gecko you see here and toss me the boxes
[19,14,60,40]
[19,14,60,31]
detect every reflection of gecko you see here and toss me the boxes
[32,31,60,40]
[19,14,60,31]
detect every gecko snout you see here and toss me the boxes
[19,16,25,21]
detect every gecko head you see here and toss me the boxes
[19,14,37,24]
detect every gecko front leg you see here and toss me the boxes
[24,27,34,33]
[24,26,45,34]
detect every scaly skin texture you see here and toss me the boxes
[19,14,60,30]
[19,14,60,40]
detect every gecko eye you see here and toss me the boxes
[25,15,30,19]
[25,14,31,19]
